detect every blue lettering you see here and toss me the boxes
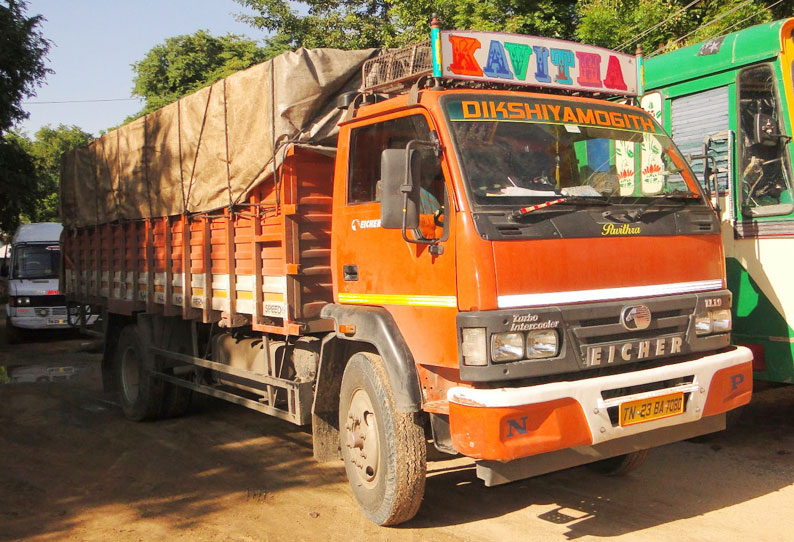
[506,416,529,438]
[483,40,514,80]
[532,46,551,83]
[730,373,745,391]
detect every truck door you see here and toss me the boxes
[333,111,459,370]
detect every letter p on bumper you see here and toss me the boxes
[702,355,753,417]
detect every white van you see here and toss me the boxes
[2,223,70,342]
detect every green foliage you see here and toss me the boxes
[0,1,51,236]
[0,136,37,234]
[26,125,93,223]
[0,0,50,135]
[234,0,577,49]
[131,30,268,116]
[576,0,775,56]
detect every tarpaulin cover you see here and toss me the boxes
[60,47,374,227]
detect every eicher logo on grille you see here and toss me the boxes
[621,304,652,331]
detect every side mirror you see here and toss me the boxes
[380,148,420,230]
[754,112,781,146]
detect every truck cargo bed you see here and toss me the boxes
[63,147,335,336]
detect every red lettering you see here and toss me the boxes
[448,35,484,77]
[575,52,603,88]
[603,55,628,91]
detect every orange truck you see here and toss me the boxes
[60,26,753,525]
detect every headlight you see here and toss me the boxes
[527,329,559,358]
[710,309,732,333]
[461,328,487,366]
[695,309,732,336]
[491,332,524,362]
[12,296,32,307]
[695,312,712,335]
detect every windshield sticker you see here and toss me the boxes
[602,223,642,236]
[448,99,658,134]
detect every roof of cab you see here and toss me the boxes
[644,18,793,90]
[12,222,63,244]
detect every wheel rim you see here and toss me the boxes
[344,387,380,487]
[120,345,141,404]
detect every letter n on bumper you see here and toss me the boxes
[448,398,593,461]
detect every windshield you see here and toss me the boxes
[444,96,702,208]
[12,244,60,279]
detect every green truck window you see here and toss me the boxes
[737,64,794,216]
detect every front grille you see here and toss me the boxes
[22,295,66,307]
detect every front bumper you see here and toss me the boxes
[10,314,72,330]
[447,346,753,460]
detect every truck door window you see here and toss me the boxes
[347,114,444,210]
[737,64,794,216]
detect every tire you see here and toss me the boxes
[160,380,193,418]
[339,352,426,526]
[115,324,165,421]
[589,449,651,476]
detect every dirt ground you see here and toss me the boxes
[1,310,794,542]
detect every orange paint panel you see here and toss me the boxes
[449,398,592,460]
[702,361,753,417]
[492,235,724,302]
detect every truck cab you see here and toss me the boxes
[4,223,69,342]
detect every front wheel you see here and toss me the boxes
[589,449,650,476]
[339,352,426,525]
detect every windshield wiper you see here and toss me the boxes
[619,191,698,221]
[510,196,610,220]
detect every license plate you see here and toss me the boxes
[618,391,685,427]
[47,318,65,325]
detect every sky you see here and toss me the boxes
[17,0,266,137]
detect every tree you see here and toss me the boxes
[23,125,93,222]
[234,0,578,50]
[0,0,50,135]
[0,137,37,234]
[576,0,776,56]
[0,0,50,236]
[131,30,268,116]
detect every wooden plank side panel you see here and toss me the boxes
[294,149,334,321]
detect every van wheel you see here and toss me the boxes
[115,325,164,421]
[589,449,650,476]
[339,352,426,526]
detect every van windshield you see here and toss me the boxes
[12,244,60,279]
[444,95,703,208]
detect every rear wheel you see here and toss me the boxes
[160,377,193,418]
[115,325,164,421]
[339,352,426,526]
[589,449,650,476]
